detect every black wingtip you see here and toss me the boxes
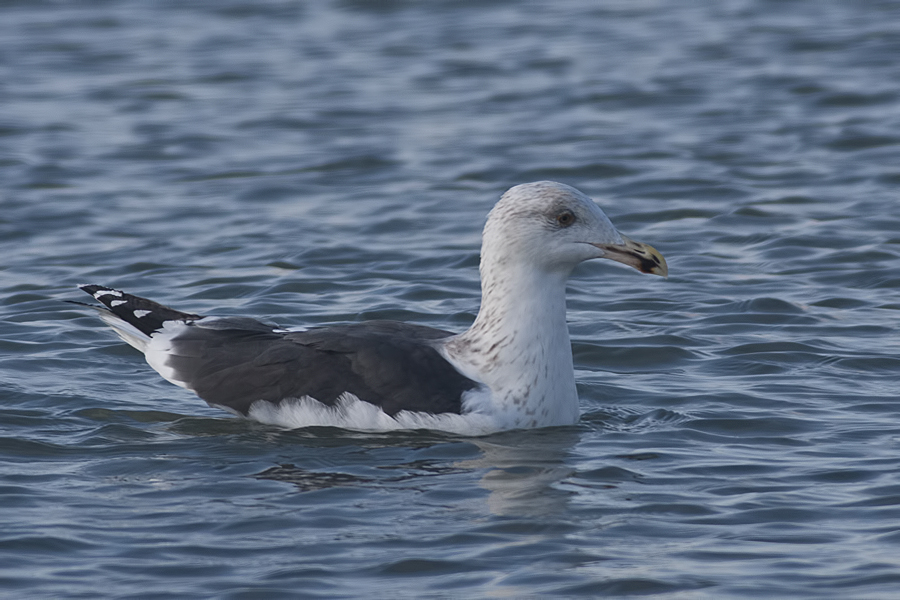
[74,283,204,336]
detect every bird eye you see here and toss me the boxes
[556,211,576,227]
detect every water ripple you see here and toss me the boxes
[3,0,900,597]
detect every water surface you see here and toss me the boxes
[2,1,900,597]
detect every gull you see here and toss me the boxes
[76,181,667,435]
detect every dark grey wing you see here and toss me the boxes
[163,319,478,417]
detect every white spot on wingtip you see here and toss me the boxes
[272,326,308,333]
[93,289,122,298]
[110,299,127,307]
[133,309,152,318]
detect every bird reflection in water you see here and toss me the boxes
[253,428,581,517]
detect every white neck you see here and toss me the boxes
[442,257,580,428]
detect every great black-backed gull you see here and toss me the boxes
[76,181,667,435]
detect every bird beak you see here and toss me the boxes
[592,234,668,277]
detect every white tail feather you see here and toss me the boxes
[96,310,151,353]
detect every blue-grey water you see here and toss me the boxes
[3,1,900,597]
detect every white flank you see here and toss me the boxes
[248,393,502,436]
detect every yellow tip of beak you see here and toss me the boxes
[594,234,668,278]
